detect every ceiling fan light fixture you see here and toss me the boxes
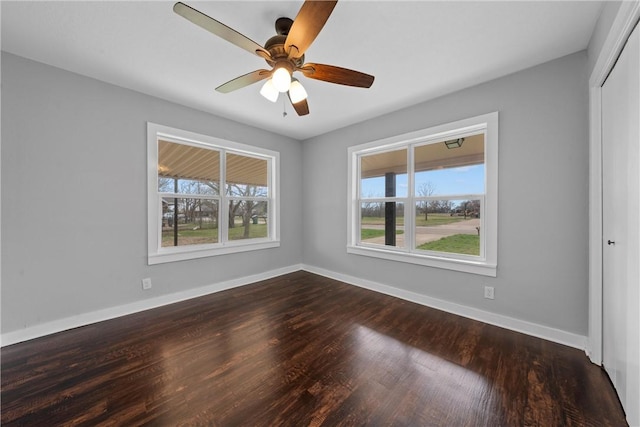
[260,79,279,102]
[289,78,308,104]
[173,2,374,117]
[272,65,292,92]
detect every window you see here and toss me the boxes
[347,112,498,276]
[147,123,279,265]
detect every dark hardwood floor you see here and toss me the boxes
[1,271,627,426]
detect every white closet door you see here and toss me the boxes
[601,23,640,426]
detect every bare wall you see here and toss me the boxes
[1,53,303,334]
[301,51,590,336]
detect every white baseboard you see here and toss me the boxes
[302,264,587,351]
[1,264,303,347]
[2,263,587,351]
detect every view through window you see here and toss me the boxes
[348,113,497,276]
[359,135,484,256]
[148,123,279,264]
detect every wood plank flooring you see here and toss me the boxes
[1,271,627,426]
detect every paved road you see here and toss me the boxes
[363,218,480,247]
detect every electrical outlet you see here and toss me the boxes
[484,286,495,300]
[142,278,152,290]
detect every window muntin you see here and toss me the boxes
[148,123,279,264]
[348,113,498,276]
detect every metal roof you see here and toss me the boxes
[158,140,267,186]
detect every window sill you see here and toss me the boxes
[149,240,280,265]
[346,245,497,277]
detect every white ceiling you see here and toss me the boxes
[1,1,603,140]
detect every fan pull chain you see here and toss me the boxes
[282,96,287,118]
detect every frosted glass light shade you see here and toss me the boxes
[272,67,291,92]
[289,79,308,104]
[260,79,279,102]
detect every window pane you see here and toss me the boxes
[162,198,219,247]
[226,153,268,196]
[158,140,220,195]
[360,202,405,248]
[360,149,407,197]
[228,200,269,241]
[415,199,481,256]
[414,134,485,196]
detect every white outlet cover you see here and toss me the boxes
[142,278,152,290]
[484,286,495,299]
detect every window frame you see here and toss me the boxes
[147,123,280,265]
[347,112,498,277]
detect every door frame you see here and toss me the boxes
[588,1,640,365]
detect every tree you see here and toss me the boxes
[361,192,383,218]
[461,199,480,218]
[174,180,217,223]
[417,182,437,220]
[158,177,174,193]
[227,183,267,237]
[432,199,453,214]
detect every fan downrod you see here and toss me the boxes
[275,17,293,35]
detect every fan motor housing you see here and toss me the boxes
[264,19,304,67]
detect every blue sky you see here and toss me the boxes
[361,164,485,198]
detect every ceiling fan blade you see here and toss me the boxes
[216,69,271,93]
[285,0,337,59]
[287,93,310,116]
[299,63,374,88]
[173,2,270,59]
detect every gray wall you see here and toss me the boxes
[302,51,589,335]
[1,53,303,333]
[2,50,591,338]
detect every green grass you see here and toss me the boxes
[228,224,267,240]
[361,228,404,239]
[162,223,267,246]
[417,234,480,256]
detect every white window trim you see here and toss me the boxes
[147,122,280,265]
[347,112,498,277]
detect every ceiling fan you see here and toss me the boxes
[173,1,374,116]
